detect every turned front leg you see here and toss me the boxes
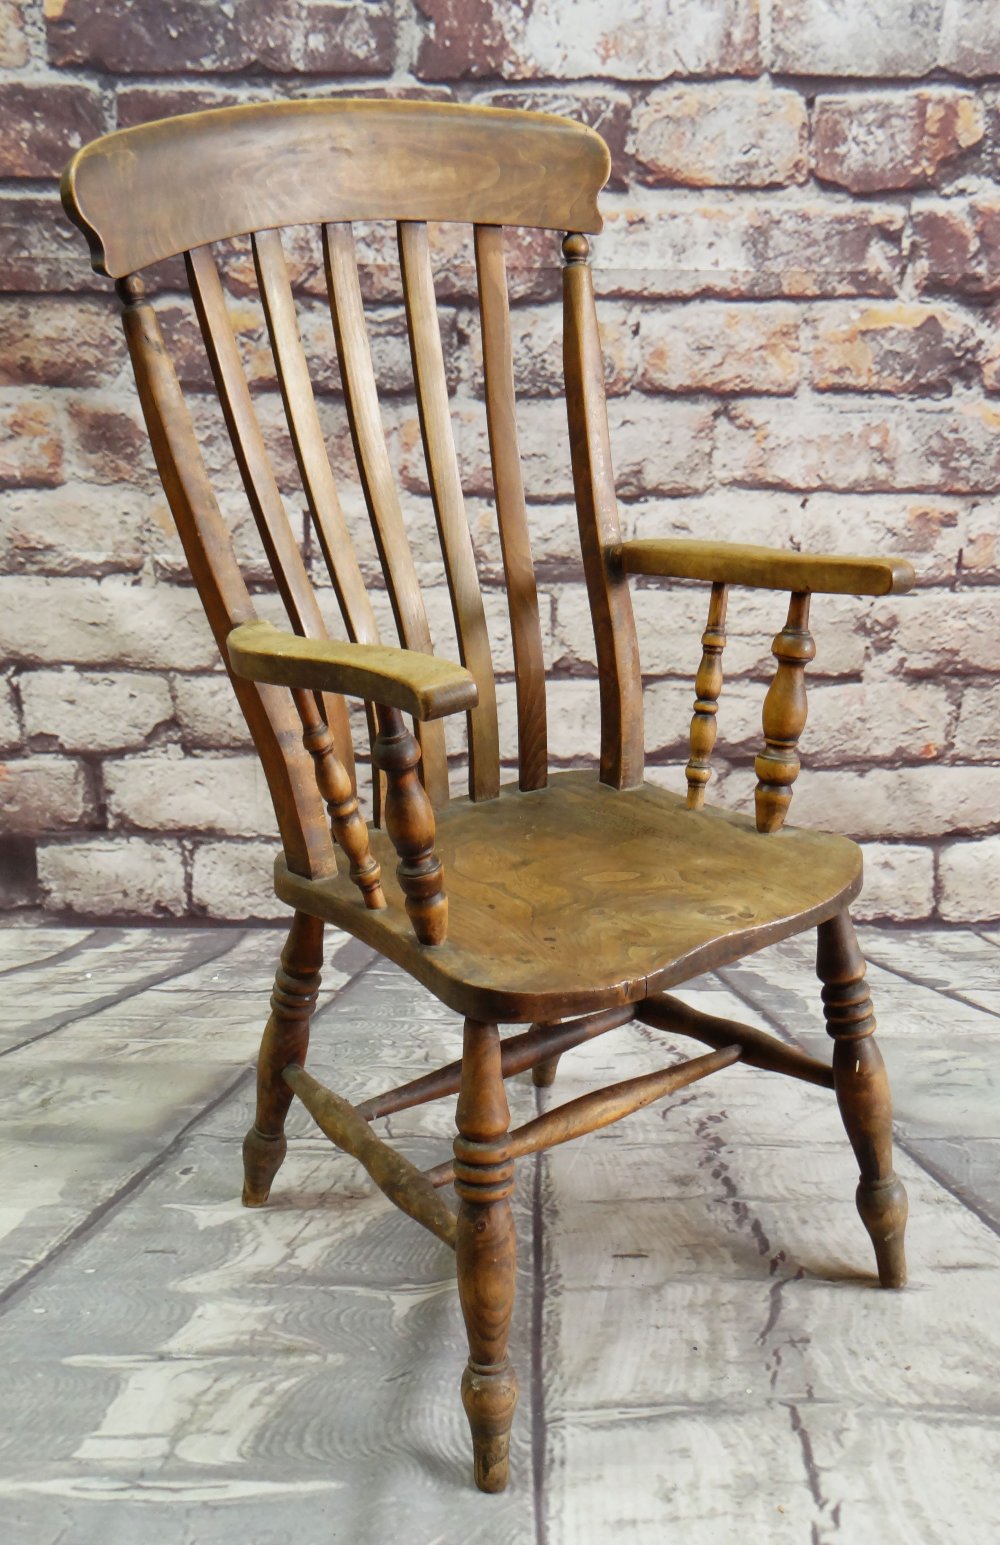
[453,1019,518,1492]
[242,911,324,1207]
[817,911,908,1288]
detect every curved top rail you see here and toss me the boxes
[61,97,611,278]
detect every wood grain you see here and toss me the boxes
[275,770,863,1022]
[618,537,917,596]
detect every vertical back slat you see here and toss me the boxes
[398,220,499,802]
[252,228,380,649]
[185,242,355,777]
[322,220,449,808]
[562,232,643,789]
[118,275,334,881]
[474,224,548,792]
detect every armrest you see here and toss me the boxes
[616,538,915,597]
[227,621,478,721]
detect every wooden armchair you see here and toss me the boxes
[62,99,912,1494]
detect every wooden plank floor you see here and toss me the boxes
[0,921,998,1543]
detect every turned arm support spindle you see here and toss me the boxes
[754,591,815,833]
[686,581,728,809]
[374,703,448,947]
[291,687,385,909]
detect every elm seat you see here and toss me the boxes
[276,770,863,1022]
[61,95,913,1498]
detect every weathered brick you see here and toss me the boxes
[64,395,155,488]
[0,0,28,67]
[634,84,807,189]
[105,751,276,836]
[496,678,606,763]
[0,82,105,177]
[46,0,395,75]
[853,844,935,922]
[813,302,978,395]
[940,0,1000,78]
[0,485,145,576]
[190,840,285,921]
[20,669,173,752]
[37,837,187,917]
[0,195,104,294]
[938,836,1000,922]
[416,0,760,81]
[640,303,800,394]
[813,91,983,193]
[982,304,1000,392]
[475,87,630,189]
[954,683,1000,759]
[0,678,20,750]
[469,302,636,397]
[956,497,1000,577]
[717,400,1000,493]
[0,400,63,488]
[595,200,904,300]
[714,677,953,766]
[911,201,1000,297]
[0,577,218,670]
[0,298,123,389]
[785,765,1000,841]
[0,755,91,833]
[171,672,253,750]
[770,0,944,77]
[115,84,268,129]
[876,591,1000,676]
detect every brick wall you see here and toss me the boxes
[1,0,999,924]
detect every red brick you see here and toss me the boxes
[0,195,107,294]
[596,202,904,299]
[0,83,106,178]
[911,201,1000,297]
[46,0,395,74]
[0,298,122,388]
[475,88,630,189]
[634,84,807,189]
[813,302,979,394]
[770,0,941,77]
[981,304,1000,392]
[639,303,800,394]
[115,84,269,130]
[415,0,760,81]
[717,400,1000,493]
[814,91,983,194]
[0,0,28,67]
[0,401,63,488]
[64,396,154,487]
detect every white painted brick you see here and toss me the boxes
[0,677,19,750]
[38,838,187,917]
[938,836,1000,922]
[171,672,252,749]
[105,751,277,837]
[854,843,935,922]
[20,669,173,752]
[190,839,286,922]
[0,577,218,670]
[0,755,90,832]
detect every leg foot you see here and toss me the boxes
[241,911,324,1207]
[531,1052,560,1088]
[817,910,908,1288]
[454,1019,518,1492]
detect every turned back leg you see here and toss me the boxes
[242,911,324,1207]
[817,910,908,1288]
[453,1019,519,1492]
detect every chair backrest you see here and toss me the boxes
[61,99,644,881]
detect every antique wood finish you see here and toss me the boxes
[686,581,729,809]
[475,223,548,790]
[618,537,916,596]
[400,219,500,801]
[62,98,918,1497]
[276,771,863,1022]
[323,219,450,807]
[817,912,908,1288]
[282,1065,458,1248]
[291,688,385,910]
[242,911,324,1206]
[63,98,609,278]
[454,1020,518,1492]
[755,592,816,833]
[374,706,449,947]
[563,232,644,789]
